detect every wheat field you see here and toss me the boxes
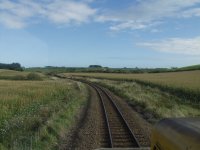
[0,79,88,149]
[63,70,200,92]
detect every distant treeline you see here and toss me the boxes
[0,63,23,71]
[26,64,200,74]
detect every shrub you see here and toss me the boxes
[27,73,42,81]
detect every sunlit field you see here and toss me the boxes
[0,69,45,80]
[63,70,200,92]
[63,70,200,104]
[62,71,200,123]
[89,78,200,123]
[0,69,28,77]
[0,79,88,149]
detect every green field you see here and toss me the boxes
[1,69,200,148]
[89,78,200,123]
[0,78,88,149]
[0,69,45,80]
[63,70,200,103]
[63,71,200,123]
[63,70,200,91]
[0,69,28,76]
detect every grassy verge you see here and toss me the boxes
[0,79,88,149]
[88,78,200,124]
[133,79,200,105]
[63,71,200,104]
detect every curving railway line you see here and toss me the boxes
[83,80,141,148]
[56,76,200,150]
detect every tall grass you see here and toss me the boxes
[63,70,200,91]
[0,69,45,80]
[0,79,88,149]
[63,70,200,104]
[90,79,200,123]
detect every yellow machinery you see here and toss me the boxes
[151,118,200,150]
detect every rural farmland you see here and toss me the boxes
[63,70,200,92]
[63,71,200,121]
[0,70,88,149]
[1,0,200,149]
[0,67,200,149]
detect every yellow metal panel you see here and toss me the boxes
[151,118,200,150]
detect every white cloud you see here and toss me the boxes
[1,0,200,30]
[0,13,26,28]
[109,21,147,31]
[150,29,161,33]
[181,8,200,17]
[46,1,96,24]
[137,36,200,55]
[97,0,200,31]
[0,0,96,28]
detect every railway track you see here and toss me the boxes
[55,76,143,148]
[54,76,147,148]
[85,81,141,148]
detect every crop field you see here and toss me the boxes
[63,70,200,92]
[63,70,200,103]
[63,71,200,123]
[0,69,45,80]
[88,78,200,123]
[0,69,200,149]
[0,79,88,149]
[0,69,28,77]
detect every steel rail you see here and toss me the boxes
[89,84,113,147]
[69,78,141,148]
[74,80,113,148]
[97,85,141,148]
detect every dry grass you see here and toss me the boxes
[63,70,200,92]
[0,69,45,80]
[63,71,200,123]
[0,79,88,149]
[0,69,28,77]
[63,71,200,104]
[90,78,200,123]
[0,80,67,121]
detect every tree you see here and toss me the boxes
[0,62,23,71]
[89,65,102,68]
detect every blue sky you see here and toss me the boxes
[0,0,200,68]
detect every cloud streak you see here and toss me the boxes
[0,0,96,28]
[138,36,200,55]
[97,0,200,31]
[1,0,200,30]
